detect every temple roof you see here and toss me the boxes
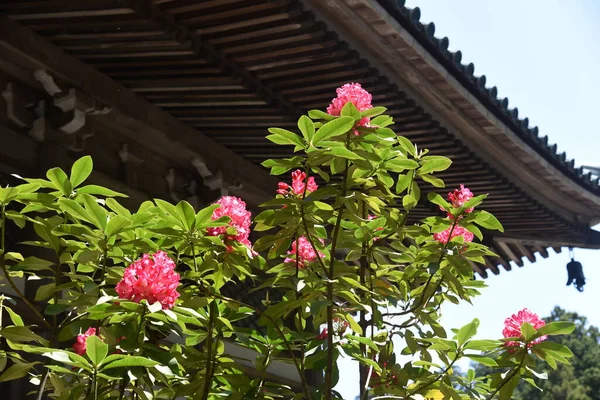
[0,0,599,277]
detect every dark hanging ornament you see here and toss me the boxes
[566,247,585,292]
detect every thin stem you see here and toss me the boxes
[201,300,216,400]
[255,347,272,397]
[485,351,527,400]
[101,240,108,283]
[197,285,313,400]
[36,369,50,400]
[386,217,460,318]
[405,351,461,397]
[359,203,369,400]
[92,368,98,400]
[324,135,351,399]
[135,305,147,343]
[0,205,51,330]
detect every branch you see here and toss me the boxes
[196,284,313,400]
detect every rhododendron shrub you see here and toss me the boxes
[0,84,575,400]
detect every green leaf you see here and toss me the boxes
[465,354,497,367]
[0,187,20,204]
[100,356,158,371]
[521,322,537,341]
[527,366,548,380]
[46,167,72,197]
[0,362,36,382]
[533,341,574,359]
[35,283,55,302]
[397,136,416,157]
[70,156,93,189]
[328,146,361,160]
[14,256,54,272]
[421,173,445,188]
[195,204,220,228]
[427,192,451,210]
[463,339,501,351]
[175,200,196,231]
[457,318,479,346]
[402,194,417,211]
[82,194,108,230]
[341,101,361,120]
[370,115,393,128]
[346,335,379,351]
[5,307,24,326]
[361,106,387,118]
[266,128,304,147]
[308,109,335,121]
[535,321,576,337]
[298,115,315,142]
[104,215,132,237]
[385,158,419,172]
[0,326,47,344]
[474,210,504,232]
[58,199,92,223]
[105,198,131,217]
[312,116,355,146]
[76,185,127,198]
[86,335,108,366]
[499,376,520,400]
[419,156,452,174]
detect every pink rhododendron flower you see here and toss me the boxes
[207,196,253,249]
[442,184,475,217]
[284,236,325,269]
[327,82,373,135]
[116,251,180,310]
[73,327,99,356]
[276,182,289,195]
[433,225,474,244]
[448,184,474,211]
[502,308,547,349]
[277,170,318,198]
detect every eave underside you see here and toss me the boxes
[0,0,599,278]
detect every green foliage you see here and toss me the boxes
[475,307,600,400]
[0,100,575,400]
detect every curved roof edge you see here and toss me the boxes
[376,0,600,196]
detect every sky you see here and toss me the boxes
[336,1,600,398]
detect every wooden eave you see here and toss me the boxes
[0,0,598,277]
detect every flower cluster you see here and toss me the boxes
[433,185,475,245]
[73,327,100,356]
[443,184,474,218]
[327,82,373,135]
[502,308,547,349]
[207,196,253,250]
[116,251,181,310]
[433,225,474,244]
[277,170,318,197]
[284,236,325,269]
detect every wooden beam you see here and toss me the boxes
[495,241,523,267]
[534,245,549,258]
[0,16,277,206]
[513,242,536,264]
[496,235,600,250]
